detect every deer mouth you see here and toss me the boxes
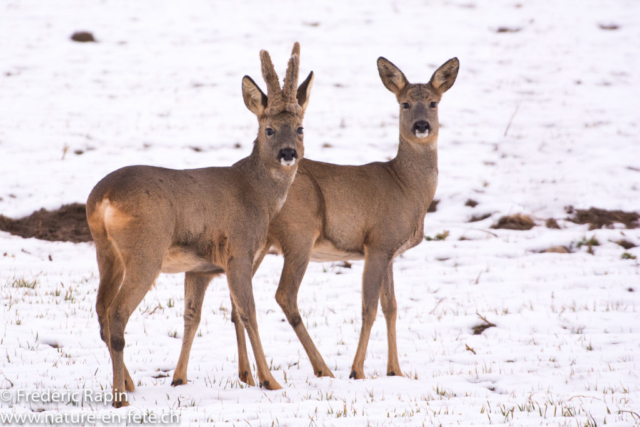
[280,158,297,167]
[415,130,430,138]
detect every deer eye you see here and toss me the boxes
[297,127,304,135]
[266,128,274,136]
[430,102,437,108]
[402,103,410,109]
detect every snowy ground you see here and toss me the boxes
[1,0,640,425]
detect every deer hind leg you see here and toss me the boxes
[276,244,333,378]
[107,249,164,407]
[227,257,281,390]
[350,248,392,380]
[94,239,136,391]
[172,272,216,386]
[379,262,402,377]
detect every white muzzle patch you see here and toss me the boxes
[416,130,430,138]
[280,158,296,167]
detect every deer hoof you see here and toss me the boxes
[316,369,335,378]
[259,379,282,390]
[349,369,365,380]
[171,378,184,387]
[113,399,130,408]
[239,371,255,386]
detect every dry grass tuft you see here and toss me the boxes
[472,313,496,335]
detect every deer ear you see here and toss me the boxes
[242,76,268,116]
[429,58,459,95]
[377,57,408,95]
[296,71,314,113]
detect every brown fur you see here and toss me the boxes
[170,57,460,382]
[87,43,314,406]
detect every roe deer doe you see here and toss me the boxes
[240,56,460,381]
[86,43,314,406]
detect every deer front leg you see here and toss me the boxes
[230,298,255,386]
[172,272,215,386]
[276,248,334,378]
[350,249,392,380]
[229,242,270,386]
[379,262,402,377]
[227,257,282,390]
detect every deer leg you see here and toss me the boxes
[229,241,270,386]
[230,298,255,385]
[379,262,402,377]
[227,257,281,390]
[172,272,215,386]
[276,247,333,378]
[349,249,392,380]
[252,242,270,277]
[94,241,136,392]
[107,256,162,407]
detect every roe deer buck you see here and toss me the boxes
[86,43,314,406]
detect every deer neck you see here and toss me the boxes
[238,140,296,216]
[390,135,439,210]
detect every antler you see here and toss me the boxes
[260,42,303,115]
[282,54,300,104]
[260,50,283,102]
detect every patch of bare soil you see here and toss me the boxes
[545,218,560,229]
[469,213,491,223]
[0,204,92,243]
[428,199,439,213]
[616,239,636,250]
[70,31,95,42]
[565,206,640,230]
[491,214,535,230]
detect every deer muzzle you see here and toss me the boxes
[413,120,431,138]
[277,148,298,166]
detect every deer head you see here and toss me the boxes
[378,57,459,144]
[242,42,314,168]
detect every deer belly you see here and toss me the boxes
[310,240,364,263]
[161,247,222,274]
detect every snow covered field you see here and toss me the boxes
[1,0,639,425]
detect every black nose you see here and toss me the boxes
[413,121,431,133]
[277,148,298,161]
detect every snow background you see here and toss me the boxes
[1,0,639,425]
